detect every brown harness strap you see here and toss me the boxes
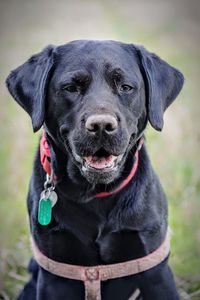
[31,232,170,300]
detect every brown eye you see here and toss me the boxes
[119,84,133,92]
[65,85,78,93]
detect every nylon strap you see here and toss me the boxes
[31,231,170,300]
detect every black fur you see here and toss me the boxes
[6,40,184,300]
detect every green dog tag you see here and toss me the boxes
[38,198,52,226]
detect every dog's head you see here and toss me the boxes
[6,40,184,185]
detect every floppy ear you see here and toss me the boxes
[136,46,184,131]
[6,45,55,132]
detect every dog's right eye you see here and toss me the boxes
[64,85,78,93]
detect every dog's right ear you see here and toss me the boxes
[6,45,55,132]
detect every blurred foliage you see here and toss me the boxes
[0,0,199,299]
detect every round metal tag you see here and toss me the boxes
[49,191,58,207]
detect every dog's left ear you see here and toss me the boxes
[136,46,184,131]
[6,45,55,132]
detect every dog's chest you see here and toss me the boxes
[34,202,146,266]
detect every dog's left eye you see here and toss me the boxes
[64,85,78,93]
[119,84,133,92]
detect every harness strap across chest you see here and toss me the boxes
[31,232,170,300]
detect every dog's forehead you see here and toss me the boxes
[54,40,140,75]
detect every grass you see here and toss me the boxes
[147,126,200,268]
[0,101,37,299]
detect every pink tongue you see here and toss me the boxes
[84,155,116,169]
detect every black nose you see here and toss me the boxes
[85,114,118,134]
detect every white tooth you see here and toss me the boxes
[74,153,82,163]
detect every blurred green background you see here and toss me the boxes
[0,0,199,299]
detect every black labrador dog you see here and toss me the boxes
[6,40,184,300]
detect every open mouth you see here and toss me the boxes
[83,148,119,170]
[72,148,123,172]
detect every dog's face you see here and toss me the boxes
[6,40,184,185]
[45,41,147,184]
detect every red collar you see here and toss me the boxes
[40,131,144,198]
[40,131,52,176]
